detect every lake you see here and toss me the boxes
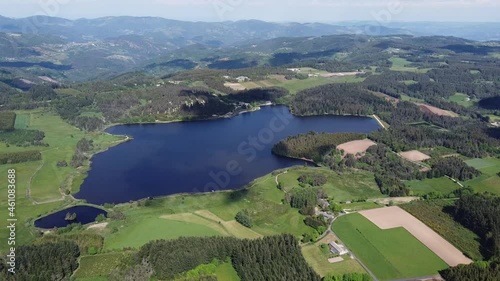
[75,106,380,204]
[34,206,107,229]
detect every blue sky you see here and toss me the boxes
[1,0,499,22]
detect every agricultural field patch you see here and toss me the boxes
[360,207,471,267]
[337,139,377,156]
[401,200,484,261]
[333,212,449,281]
[448,93,475,107]
[465,158,500,194]
[399,150,431,162]
[405,177,461,196]
[390,57,431,73]
[104,216,221,250]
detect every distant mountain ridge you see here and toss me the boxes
[0,15,411,45]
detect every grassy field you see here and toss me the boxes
[74,251,134,280]
[302,244,367,277]
[448,93,475,107]
[401,200,483,261]
[278,167,383,202]
[240,75,365,95]
[102,167,382,250]
[213,262,241,281]
[104,216,222,250]
[333,213,448,281]
[390,57,431,73]
[400,94,425,103]
[406,177,461,196]
[0,110,125,252]
[465,158,500,194]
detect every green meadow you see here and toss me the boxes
[465,158,500,194]
[0,110,125,252]
[333,213,448,281]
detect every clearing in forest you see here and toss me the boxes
[337,139,376,156]
[416,103,459,118]
[399,150,431,162]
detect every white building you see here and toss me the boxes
[329,242,349,256]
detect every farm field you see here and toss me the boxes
[399,150,431,162]
[389,57,431,73]
[360,207,471,266]
[465,158,500,194]
[401,200,483,261]
[104,216,222,250]
[333,213,449,281]
[102,167,383,251]
[236,73,365,95]
[405,177,461,196]
[337,139,377,156]
[448,93,475,107]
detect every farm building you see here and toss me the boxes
[329,242,349,256]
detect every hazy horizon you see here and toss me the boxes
[0,0,499,23]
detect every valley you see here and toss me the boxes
[0,15,500,281]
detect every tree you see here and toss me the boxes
[235,209,253,228]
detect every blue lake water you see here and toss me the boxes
[75,106,380,205]
[34,206,107,229]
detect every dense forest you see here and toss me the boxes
[427,157,481,181]
[453,193,500,258]
[136,235,320,281]
[440,261,500,281]
[0,111,15,131]
[0,150,41,165]
[0,241,80,281]
[272,132,366,162]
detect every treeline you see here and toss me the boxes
[136,235,320,281]
[71,138,94,168]
[428,157,481,181]
[226,87,288,103]
[291,84,393,117]
[0,241,80,281]
[359,145,419,196]
[453,193,500,258]
[440,261,500,281]
[0,129,46,147]
[272,132,366,162]
[324,273,372,281]
[0,150,41,165]
[0,111,16,131]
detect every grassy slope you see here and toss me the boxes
[465,158,500,194]
[278,167,383,202]
[102,167,381,250]
[390,57,431,73]
[215,262,241,281]
[405,177,461,196]
[333,213,448,281]
[0,110,125,252]
[104,217,221,250]
[74,251,133,280]
[448,93,475,107]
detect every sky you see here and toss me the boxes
[0,0,499,22]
